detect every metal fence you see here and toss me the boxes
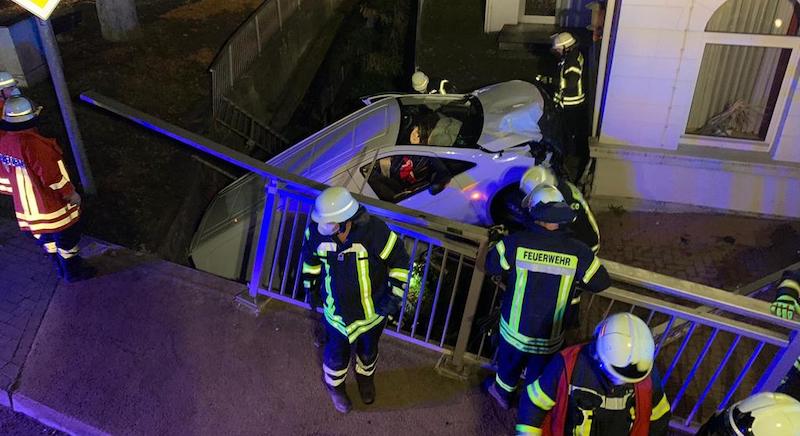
[209,0,332,151]
[82,91,800,435]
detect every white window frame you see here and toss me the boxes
[682,32,800,152]
[518,0,557,24]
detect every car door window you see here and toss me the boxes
[360,155,476,203]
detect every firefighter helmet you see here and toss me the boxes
[412,71,430,93]
[3,96,38,123]
[519,165,557,207]
[723,392,800,436]
[311,187,359,225]
[552,32,577,50]
[595,313,655,385]
[0,71,16,89]
[527,184,575,224]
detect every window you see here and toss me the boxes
[685,0,800,147]
[360,156,476,203]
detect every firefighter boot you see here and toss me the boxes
[482,377,511,410]
[60,255,96,283]
[47,254,63,278]
[355,373,376,405]
[326,383,352,414]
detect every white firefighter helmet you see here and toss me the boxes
[3,96,38,123]
[520,165,557,208]
[552,32,577,50]
[526,184,575,224]
[7,87,21,97]
[412,70,430,93]
[311,187,360,225]
[595,313,655,385]
[0,71,17,89]
[726,392,800,436]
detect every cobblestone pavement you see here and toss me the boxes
[0,220,59,406]
[596,210,800,291]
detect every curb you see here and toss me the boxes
[12,392,109,436]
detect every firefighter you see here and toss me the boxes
[411,70,454,95]
[0,97,94,282]
[517,313,671,436]
[551,32,590,184]
[301,187,410,413]
[484,184,611,410]
[519,165,601,332]
[696,392,800,436]
[769,269,800,401]
[519,165,600,254]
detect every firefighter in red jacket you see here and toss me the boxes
[517,313,671,436]
[0,96,94,282]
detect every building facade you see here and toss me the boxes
[487,0,800,218]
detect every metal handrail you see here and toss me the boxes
[80,91,490,243]
[604,259,798,330]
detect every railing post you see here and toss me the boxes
[248,177,280,298]
[451,241,489,369]
[255,14,261,53]
[753,330,800,393]
[227,45,235,88]
[277,0,283,30]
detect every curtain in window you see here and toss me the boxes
[686,0,798,139]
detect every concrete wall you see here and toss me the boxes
[0,17,47,87]
[593,0,800,217]
[484,0,519,33]
[592,144,800,218]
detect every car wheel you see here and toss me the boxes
[489,184,526,232]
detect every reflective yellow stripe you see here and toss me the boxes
[49,176,68,190]
[0,186,11,193]
[780,279,800,294]
[651,394,670,421]
[391,286,404,297]
[495,374,516,393]
[17,209,80,232]
[496,241,511,271]
[565,67,582,75]
[356,256,374,318]
[15,167,30,217]
[0,177,9,184]
[567,182,600,251]
[552,273,574,336]
[515,424,542,436]
[389,267,409,282]
[379,231,398,260]
[302,262,321,275]
[527,380,555,410]
[15,203,79,222]
[583,257,601,283]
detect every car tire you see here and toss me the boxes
[489,184,526,232]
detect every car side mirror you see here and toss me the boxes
[429,179,449,195]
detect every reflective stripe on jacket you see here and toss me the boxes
[0,129,80,234]
[555,49,585,108]
[301,207,410,343]
[486,226,610,354]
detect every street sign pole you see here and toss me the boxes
[35,17,96,195]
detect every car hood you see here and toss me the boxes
[473,80,545,152]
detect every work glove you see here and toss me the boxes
[771,294,800,320]
[66,192,81,207]
[375,293,402,318]
[488,225,508,243]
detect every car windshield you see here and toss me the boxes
[396,95,483,148]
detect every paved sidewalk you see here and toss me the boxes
[0,219,59,408]
[0,219,512,435]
